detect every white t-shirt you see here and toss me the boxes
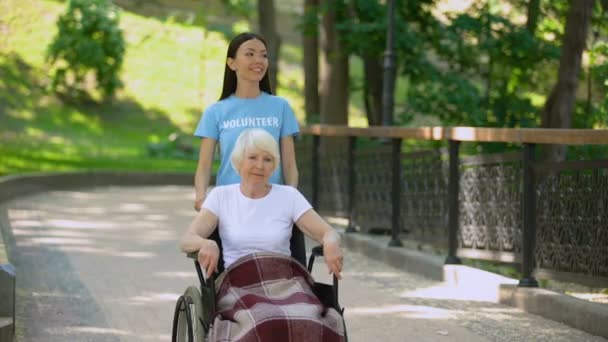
[202,184,312,268]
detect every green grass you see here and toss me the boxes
[462,258,522,280]
[0,0,322,176]
[0,1,240,176]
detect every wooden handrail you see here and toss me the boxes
[300,125,608,145]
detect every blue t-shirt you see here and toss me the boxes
[194,92,300,185]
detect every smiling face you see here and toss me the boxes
[238,147,276,186]
[227,38,268,84]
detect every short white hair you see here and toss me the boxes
[231,128,280,173]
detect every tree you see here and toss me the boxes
[526,0,541,34]
[302,0,320,123]
[258,0,280,91]
[351,0,385,126]
[46,0,125,100]
[540,0,594,161]
[319,1,349,126]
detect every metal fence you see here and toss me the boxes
[295,126,608,287]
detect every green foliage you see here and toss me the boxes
[585,5,608,129]
[219,0,254,19]
[341,0,385,57]
[1,0,220,176]
[331,0,608,137]
[147,133,199,160]
[338,0,562,131]
[462,258,521,280]
[403,7,560,131]
[46,0,125,99]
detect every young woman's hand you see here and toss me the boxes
[197,239,220,278]
[194,194,205,211]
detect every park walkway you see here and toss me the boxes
[2,185,606,341]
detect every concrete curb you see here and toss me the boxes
[0,171,195,342]
[342,232,608,339]
[0,240,15,342]
[500,284,608,339]
[0,171,195,203]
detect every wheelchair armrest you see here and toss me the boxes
[188,251,215,288]
[308,245,342,312]
[311,245,323,256]
[186,252,197,259]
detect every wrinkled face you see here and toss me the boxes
[227,38,268,84]
[238,147,275,185]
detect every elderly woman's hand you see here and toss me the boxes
[197,239,220,278]
[323,237,343,280]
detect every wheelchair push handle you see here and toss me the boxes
[308,245,340,309]
[186,252,198,259]
[187,252,210,284]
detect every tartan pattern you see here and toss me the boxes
[210,252,345,342]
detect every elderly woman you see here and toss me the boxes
[180,128,345,342]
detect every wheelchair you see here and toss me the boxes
[171,226,347,342]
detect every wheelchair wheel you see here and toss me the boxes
[172,286,206,342]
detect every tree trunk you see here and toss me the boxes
[320,1,349,126]
[540,0,594,162]
[526,0,541,34]
[303,0,320,124]
[258,0,281,92]
[362,53,383,126]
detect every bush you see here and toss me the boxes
[147,133,199,160]
[46,0,125,99]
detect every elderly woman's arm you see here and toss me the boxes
[180,209,220,276]
[296,210,343,279]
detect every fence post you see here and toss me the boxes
[389,138,403,247]
[445,140,462,264]
[311,135,320,209]
[519,143,539,287]
[346,136,357,233]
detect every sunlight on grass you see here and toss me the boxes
[232,20,251,34]
[6,108,34,121]
[525,92,546,107]
[1,0,61,67]
[1,0,366,176]
[68,111,102,134]
[0,0,215,176]
[119,12,207,130]
[281,44,303,64]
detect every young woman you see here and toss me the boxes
[193,32,299,211]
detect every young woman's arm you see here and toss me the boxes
[296,210,343,279]
[180,208,220,276]
[280,136,298,187]
[194,138,217,211]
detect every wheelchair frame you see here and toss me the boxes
[171,228,346,342]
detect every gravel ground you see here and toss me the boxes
[330,248,606,342]
[2,186,606,342]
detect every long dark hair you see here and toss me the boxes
[219,32,273,100]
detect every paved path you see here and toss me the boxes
[2,186,606,341]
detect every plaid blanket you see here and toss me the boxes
[209,252,345,342]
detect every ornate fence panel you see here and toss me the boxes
[535,160,608,284]
[351,143,393,232]
[400,149,449,245]
[297,125,608,287]
[458,151,522,262]
[317,139,350,217]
